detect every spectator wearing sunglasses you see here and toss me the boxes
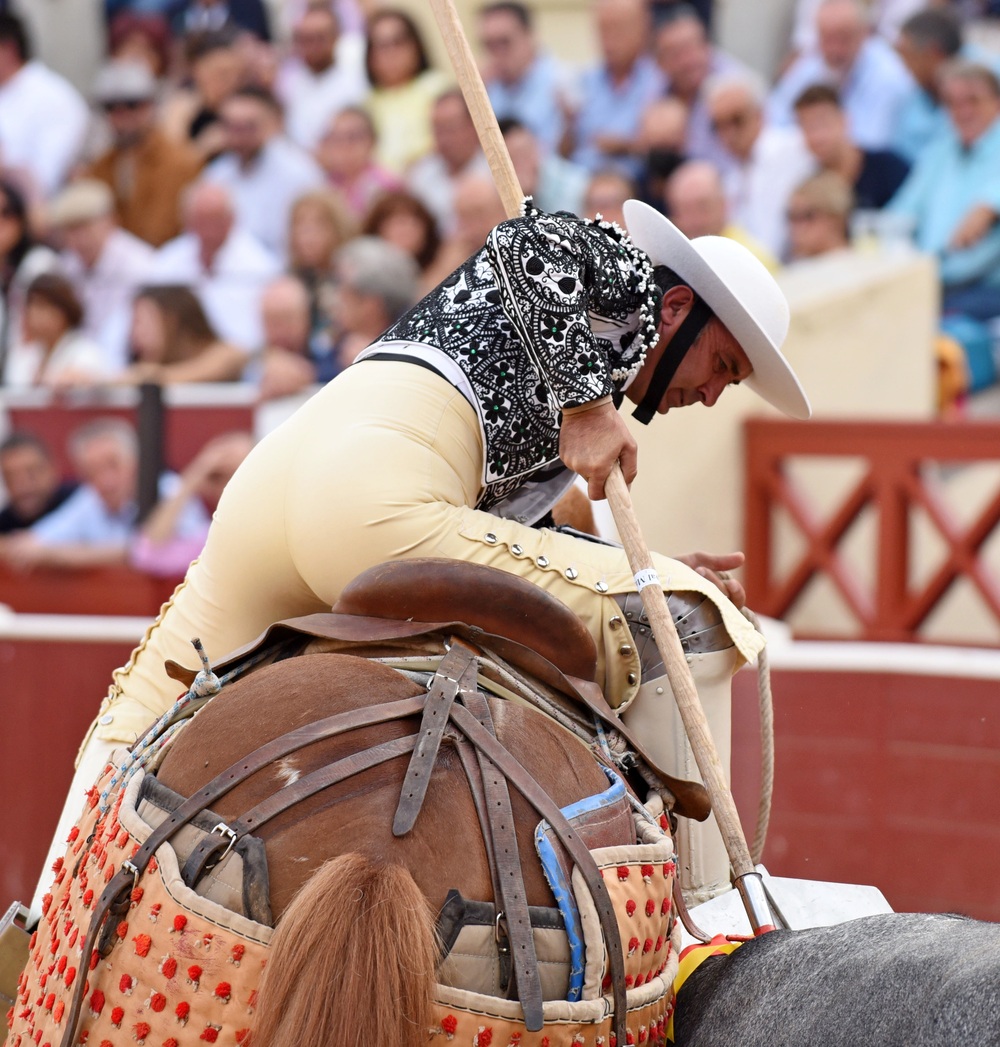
[706,70,815,259]
[85,60,203,247]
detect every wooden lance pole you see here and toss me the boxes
[427,0,775,935]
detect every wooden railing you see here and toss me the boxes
[744,418,1000,643]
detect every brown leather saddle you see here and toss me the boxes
[167,558,710,822]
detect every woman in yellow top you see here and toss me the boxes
[365,8,450,175]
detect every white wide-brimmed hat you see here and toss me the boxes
[623,198,811,420]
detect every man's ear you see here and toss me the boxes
[659,284,695,330]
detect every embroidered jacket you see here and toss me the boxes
[375,202,661,513]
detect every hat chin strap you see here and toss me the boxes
[631,297,713,425]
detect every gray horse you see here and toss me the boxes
[672,912,1000,1046]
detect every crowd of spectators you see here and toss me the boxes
[1,0,1000,578]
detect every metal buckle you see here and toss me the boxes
[211,823,238,862]
[122,859,140,892]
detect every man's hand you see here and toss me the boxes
[949,204,997,250]
[675,550,747,608]
[559,400,637,500]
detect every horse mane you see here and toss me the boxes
[250,853,438,1047]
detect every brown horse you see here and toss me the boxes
[152,647,637,1047]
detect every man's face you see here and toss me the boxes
[432,95,479,169]
[294,9,337,74]
[261,287,310,353]
[817,4,866,75]
[895,32,939,92]
[655,18,711,97]
[61,216,111,269]
[665,172,727,239]
[941,75,1000,147]
[709,87,762,161]
[479,9,533,83]
[221,96,272,164]
[597,0,647,73]
[186,188,234,256]
[626,304,752,413]
[103,98,155,148]
[1,445,59,521]
[74,435,137,514]
[795,101,847,166]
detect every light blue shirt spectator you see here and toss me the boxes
[32,473,209,547]
[487,52,573,157]
[887,116,1000,289]
[572,55,665,180]
[892,45,1000,163]
[768,36,916,150]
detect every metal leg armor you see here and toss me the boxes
[616,590,739,905]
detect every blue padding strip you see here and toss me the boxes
[534,766,625,1001]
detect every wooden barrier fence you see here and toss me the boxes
[745,418,1000,643]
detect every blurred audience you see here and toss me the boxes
[665,160,778,270]
[479,0,573,155]
[888,60,1000,321]
[204,84,325,256]
[421,174,505,289]
[314,105,402,219]
[117,284,248,385]
[407,88,490,235]
[275,2,367,151]
[365,8,449,175]
[362,189,442,274]
[3,273,107,388]
[287,188,356,337]
[333,235,419,364]
[786,169,854,260]
[253,274,333,399]
[147,180,280,349]
[161,28,244,162]
[0,418,208,570]
[653,4,747,173]
[708,71,815,258]
[0,178,59,372]
[500,118,588,216]
[49,179,155,374]
[130,430,254,577]
[571,0,664,180]
[582,169,638,228]
[0,432,76,535]
[893,7,975,162]
[634,96,689,209]
[768,0,916,150]
[793,84,910,209]
[790,0,925,53]
[169,0,271,41]
[106,12,172,82]
[86,60,203,248]
[0,12,89,198]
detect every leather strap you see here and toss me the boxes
[461,687,544,1030]
[447,704,628,1047]
[59,694,426,1047]
[183,734,419,888]
[393,643,480,836]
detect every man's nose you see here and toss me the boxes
[701,376,728,407]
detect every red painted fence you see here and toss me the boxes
[745,419,1000,643]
